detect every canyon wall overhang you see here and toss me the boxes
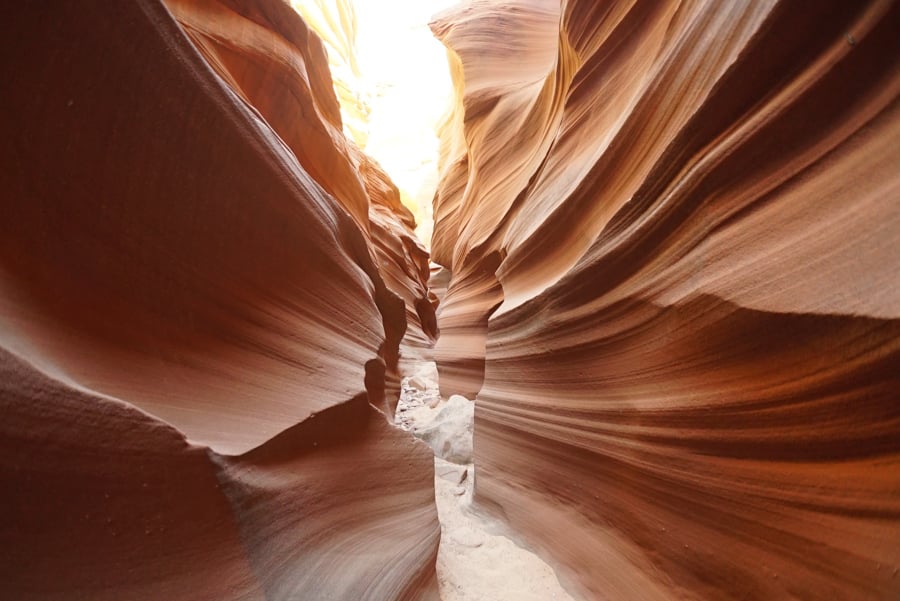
[431,0,900,599]
[0,1,438,599]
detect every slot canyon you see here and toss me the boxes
[1,0,898,600]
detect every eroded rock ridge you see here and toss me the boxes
[430,1,900,599]
[1,2,438,599]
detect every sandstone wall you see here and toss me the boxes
[431,1,900,598]
[0,2,438,599]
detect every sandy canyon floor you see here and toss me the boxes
[396,361,576,601]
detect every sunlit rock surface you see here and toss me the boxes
[166,0,437,389]
[293,0,456,245]
[0,1,438,599]
[431,1,900,599]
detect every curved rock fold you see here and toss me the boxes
[430,0,900,599]
[1,1,438,599]
[2,0,898,599]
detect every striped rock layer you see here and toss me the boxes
[430,1,900,599]
[0,2,438,600]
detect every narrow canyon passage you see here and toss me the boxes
[2,1,899,601]
[395,360,576,601]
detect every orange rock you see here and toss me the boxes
[0,1,438,599]
[431,0,900,599]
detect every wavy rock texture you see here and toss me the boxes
[0,1,438,599]
[431,1,900,599]
[166,0,437,404]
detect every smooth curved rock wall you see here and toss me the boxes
[431,1,900,599]
[0,2,438,599]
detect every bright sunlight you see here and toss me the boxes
[291,0,457,246]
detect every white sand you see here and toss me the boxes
[397,362,577,601]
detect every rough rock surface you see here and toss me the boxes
[397,366,444,432]
[414,395,475,464]
[0,2,438,600]
[430,1,900,600]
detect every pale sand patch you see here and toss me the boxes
[397,361,577,601]
[433,458,578,601]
